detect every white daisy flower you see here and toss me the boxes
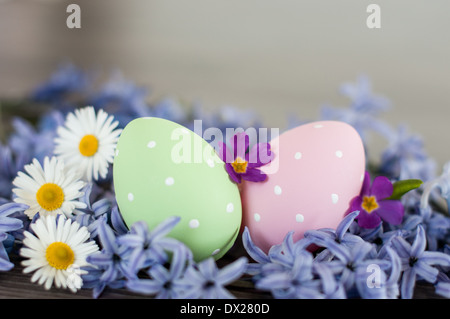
[12,156,86,219]
[54,106,122,182]
[20,215,99,292]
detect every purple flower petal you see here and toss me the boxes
[414,260,438,283]
[360,171,371,196]
[268,244,291,268]
[0,257,14,271]
[231,132,249,159]
[148,264,170,283]
[280,231,295,257]
[0,217,23,233]
[242,227,270,264]
[0,202,29,217]
[336,210,360,240]
[247,143,273,168]
[150,216,181,240]
[390,236,411,259]
[436,282,450,298]
[126,249,147,276]
[92,282,106,299]
[357,210,382,229]
[129,220,149,237]
[256,272,291,291]
[225,163,242,183]
[180,286,202,299]
[126,278,162,295]
[87,252,113,266]
[198,258,217,281]
[313,263,341,297]
[322,238,351,262]
[216,257,247,284]
[352,242,374,263]
[346,196,363,216]
[241,167,267,183]
[385,246,401,285]
[170,245,189,279]
[304,229,333,247]
[99,263,119,282]
[116,234,143,247]
[370,176,393,200]
[400,268,416,299]
[218,142,233,164]
[421,251,450,266]
[375,200,404,225]
[411,225,426,257]
[292,252,314,282]
[110,205,129,235]
[97,221,117,252]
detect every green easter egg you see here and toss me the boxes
[113,117,242,261]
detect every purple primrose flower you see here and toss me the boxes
[346,172,404,229]
[218,132,273,184]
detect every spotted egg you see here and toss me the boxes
[113,117,242,261]
[241,121,365,253]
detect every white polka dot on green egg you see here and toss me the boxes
[211,249,220,256]
[113,117,242,262]
[207,159,215,168]
[165,177,174,186]
[189,219,200,228]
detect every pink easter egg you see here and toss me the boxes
[241,121,365,253]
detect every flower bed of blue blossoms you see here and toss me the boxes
[1,63,450,299]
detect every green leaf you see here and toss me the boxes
[387,179,423,200]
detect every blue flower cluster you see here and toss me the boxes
[0,203,27,271]
[75,184,247,299]
[0,63,450,299]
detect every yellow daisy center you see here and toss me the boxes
[36,183,65,211]
[45,242,75,270]
[79,134,99,157]
[231,157,248,174]
[362,195,379,214]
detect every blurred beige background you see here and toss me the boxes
[1,0,449,168]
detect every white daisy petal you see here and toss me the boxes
[60,217,73,243]
[25,159,45,183]
[12,188,36,201]
[24,261,48,274]
[12,156,86,220]
[19,215,99,292]
[44,267,56,289]
[23,233,46,252]
[13,172,41,192]
[31,266,46,284]
[54,106,122,182]
[20,247,42,259]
